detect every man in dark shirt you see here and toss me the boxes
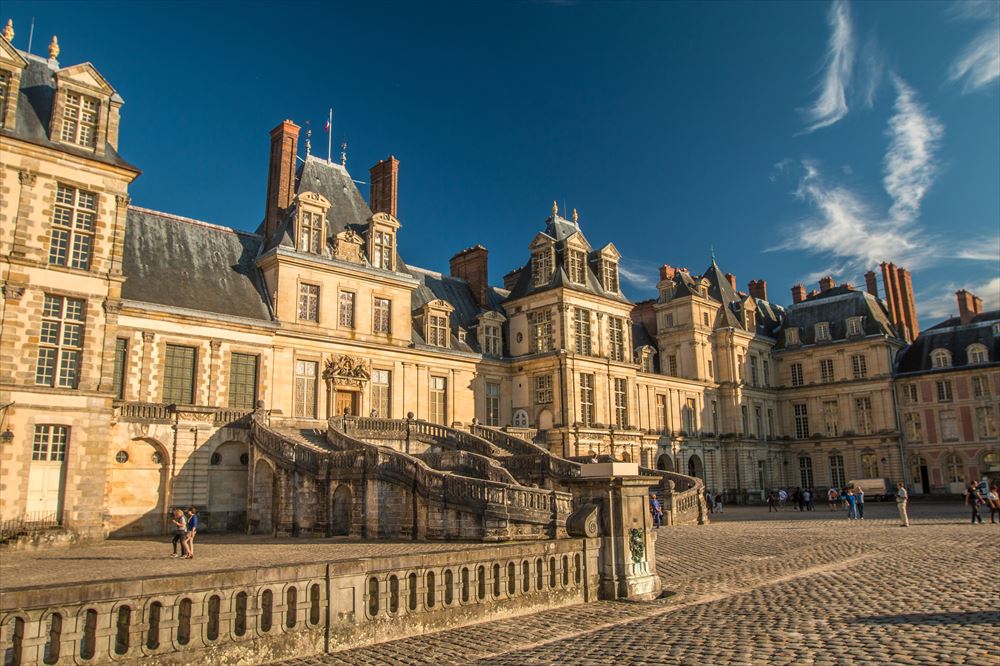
[184,507,199,559]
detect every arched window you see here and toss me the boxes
[980,451,1000,475]
[931,349,952,368]
[967,344,988,365]
[944,453,963,484]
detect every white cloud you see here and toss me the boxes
[618,258,658,291]
[952,233,1000,262]
[802,0,855,133]
[947,0,1000,92]
[917,276,1000,321]
[883,76,944,224]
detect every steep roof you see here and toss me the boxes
[122,207,271,321]
[896,311,999,374]
[408,266,508,354]
[776,289,897,348]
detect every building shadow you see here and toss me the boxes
[850,611,1000,626]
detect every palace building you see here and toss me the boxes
[1,28,997,541]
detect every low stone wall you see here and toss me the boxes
[0,539,597,665]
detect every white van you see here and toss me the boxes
[848,478,894,501]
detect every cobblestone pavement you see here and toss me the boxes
[278,502,1000,666]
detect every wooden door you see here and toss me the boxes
[334,390,357,417]
[26,462,65,520]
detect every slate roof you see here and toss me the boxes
[407,266,508,354]
[896,311,1000,375]
[0,50,137,171]
[775,287,898,349]
[122,207,272,321]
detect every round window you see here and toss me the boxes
[115,450,129,464]
[516,332,524,343]
[151,451,163,465]
[240,453,249,466]
[210,452,222,466]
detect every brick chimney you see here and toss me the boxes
[450,245,490,308]
[819,276,835,292]
[880,262,906,338]
[791,284,806,304]
[957,289,983,324]
[659,264,677,281]
[503,268,522,291]
[724,272,737,291]
[264,120,300,240]
[748,279,767,301]
[865,270,878,297]
[896,266,919,341]
[369,156,400,218]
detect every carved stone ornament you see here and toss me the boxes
[566,502,601,538]
[2,283,27,301]
[629,527,646,563]
[333,229,364,264]
[323,354,370,387]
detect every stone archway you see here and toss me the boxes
[331,485,352,536]
[687,454,704,480]
[208,441,249,531]
[656,454,673,471]
[105,439,168,536]
[252,461,275,535]
[537,409,554,430]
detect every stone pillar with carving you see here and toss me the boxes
[567,462,662,601]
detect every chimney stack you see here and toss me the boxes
[956,289,983,324]
[450,245,490,308]
[748,279,768,301]
[659,264,677,281]
[369,156,400,218]
[880,262,907,339]
[264,120,300,240]
[724,272,737,291]
[865,270,878,297]
[819,276,835,292]
[896,266,919,341]
[791,284,806,304]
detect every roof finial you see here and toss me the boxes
[572,208,579,223]
[2,19,13,42]
[48,35,59,59]
[552,200,558,218]
[305,122,312,158]
[340,138,347,167]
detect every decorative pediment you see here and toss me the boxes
[476,310,507,324]
[424,298,455,314]
[323,354,370,387]
[563,230,591,251]
[370,211,401,229]
[297,191,331,209]
[528,232,556,251]
[333,229,364,264]
[0,37,28,69]
[56,62,116,96]
[597,242,621,261]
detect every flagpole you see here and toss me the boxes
[327,108,333,163]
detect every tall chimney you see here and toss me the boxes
[880,262,904,335]
[659,264,677,281]
[369,156,400,218]
[956,289,982,324]
[748,279,768,301]
[450,245,490,308]
[791,284,806,304]
[264,120,300,240]
[724,272,737,291]
[819,276,835,292]
[865,271,878,296]
[896,266,919,342]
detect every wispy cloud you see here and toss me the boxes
[947,0,1000,92]
[802,0,855,133]
[953,233,1000,261]
[883,76,944,224]
[917,276,1000,321]
[618,258,659,291]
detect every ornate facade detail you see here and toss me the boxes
[323,354,371,387]
[1,283,27,301]
[17,170,36,186]
[116,194,131,208]
[103,299,123,315]
[333,229,365,264]
[628,527,645,563]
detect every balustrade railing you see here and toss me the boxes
[114,401,171,422]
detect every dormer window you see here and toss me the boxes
[298,210,324,253]
[746,310,756,330]
[532,249,553,286]
[368,212,401,272]
[847,317,863,336]
[601,260,619,292]
[786,327,800,346]
[294,191,331,256]
[931,349,952,368]
[483,323,502,357]
[60,91,98,147]
[967,344,988,365]
[567,249,586,284]
[0,70,10,129]
[421,299,454,349]
[815,322,831,342]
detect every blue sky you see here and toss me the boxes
[6,0,999,324]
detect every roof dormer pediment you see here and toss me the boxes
[423,298,455,314]
[370,211,401,229]
[563,231,591,251]
[476,310,507,324]
[0,38,28,69]
[296,190,331,209]
[56,62,116,97]
[529,232,556,251]
[597,242,621,260]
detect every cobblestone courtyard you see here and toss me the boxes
[278,501,1000,666]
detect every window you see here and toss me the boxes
[815,322,831,341]
[745,310,756,330]
[754,406,764,440]
[967,344,988,365]
[36,295,85,388]
[790,363,804,387]
[767,408,775,438]
[762,360,770,387]
[482,323,502,356]
[601,260,619,292]
[741,405,749,435]
[293,360,318,418]
[944,453,963,484]
[534,374,553,404]
[33,425,69,462]
[712,401,719,434]
[49,184,97,270]
[532,250,553,286]
[112,338,128,399]
[608,317,626,362]
[574,308,592,355]
[298,210,323,253]
[860,452,879,478]
[972,376,989,398]
[60,91,98,147]
[904,412,922,442]
[799,456,814,488]
[163,345,196,404]
[737,355,744,382]
[579,374,594,427]
[683,398,697,433]
[228,353,258,410]
[822,401,839,437]
[793,404,809,439]
[976,406,997,438]
[567,250,586,284]
[663,313,674,328]
[655,394,667,432]
[829,454,845,488]
[931,349,952,368]
[0,71,8,129]
[339,292,355,329]
[851,355,867,379]
[298,284,320,322]
[855,397,873,435]
[936,380,953,402]
[485,382,500,426]
[939,410,958,441]
[847,317,863,336]
[428,315,449,347]
[373,297,391,335]
[750,356,759,387]
[372,230,394,270]
[820,359,834,383]
[667,354,678,377]
[786,328,800,345]
[640,350,654,373]
[430,376,447,425]
[613,378,628,427]
[528,309,553,353]
[903,383,919,403]
[372,369,391,418]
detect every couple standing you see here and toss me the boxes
[170,507,199,559]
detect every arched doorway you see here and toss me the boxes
[252,461,275,535]
[909,455,930,494]
[105,439,168,536]
[687,454,704,480]
[331,485,352,536]
[208,441,249,531]
[656,454,673,472]
[537,409,554,430]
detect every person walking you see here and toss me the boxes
[767,491,778,513]
[778,488,787,510]
[988,485,999,524]
[895,482,909,527]
[845,489,857,520]
[650,494,663,529]
[855,485,865,520]
[827,487,839,511]
[183,507,199,559]
[966,483,984,525]
[170,508,188,558]
[705,489,715,515]
[803,488,813,511]
[794,487,804,511]
[714,492,724,514]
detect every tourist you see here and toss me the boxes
[987,485,999,524]
[794,487,804,511]
[895,482,909,527]
[184,507,199,559]
[827,487,839,511]
[650,494,663,529]
[714,492,724,514]
[965,483,984,525]
[778,488,788,510]
[705,489,715,514]
[803,488,813,511]
[767,491,778,513]
[855,485,865,519]
[845,489,857,520]
[170,508,188,558]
